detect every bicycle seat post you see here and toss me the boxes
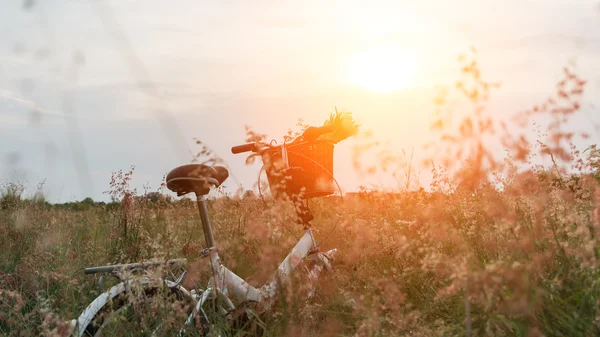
[195,193,216,249]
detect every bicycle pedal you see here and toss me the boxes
[323,248,338,262]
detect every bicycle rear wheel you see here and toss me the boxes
[77,280,201,337]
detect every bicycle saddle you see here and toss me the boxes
[166,164,229,196]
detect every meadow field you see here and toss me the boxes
[1,163,600,337]
[2,59,600,337]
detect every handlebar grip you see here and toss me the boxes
[231,143,256,154]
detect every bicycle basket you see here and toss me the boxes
[262,141,335,199]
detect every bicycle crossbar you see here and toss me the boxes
[84,258,187,275]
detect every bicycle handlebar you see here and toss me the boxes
[231,143,257,154]
[232,126,331,155]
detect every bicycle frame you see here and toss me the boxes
[204,227,331,302]
[195,195,335,307]
[176,195,335,335]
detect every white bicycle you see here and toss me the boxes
[70,129,339,336]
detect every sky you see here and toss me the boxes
[1,0,600,202]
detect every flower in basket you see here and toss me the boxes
[313,110,360,144]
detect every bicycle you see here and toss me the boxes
[70,128,340,336]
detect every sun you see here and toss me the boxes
[347,47,418,93]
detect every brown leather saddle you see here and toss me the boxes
[166,164,229,196]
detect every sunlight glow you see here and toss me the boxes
[347,47,418,93]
